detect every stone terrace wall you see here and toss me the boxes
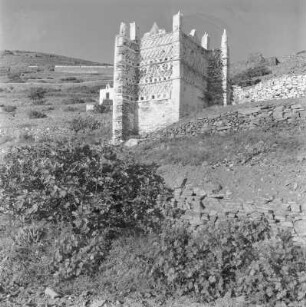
[148,101,306,139]
[54,66,113,74]
[233,74,306,104]
[168,186,306,245]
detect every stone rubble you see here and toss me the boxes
[148,100,306,139]
[233,74,306,104]
[168,186,306,244]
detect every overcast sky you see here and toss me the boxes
[0,0,305,63]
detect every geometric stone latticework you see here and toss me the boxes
[111,12,230,144]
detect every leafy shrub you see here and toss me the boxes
[97,234,160,294]
[60,77,82,83]
[232,66,271,87]
[69,115,101,133]
[18,131,35,143]
[94,103,108,113]
[28,110,47,119]
[64,106,78,112]
[43,106,55,112]
[0,217,54,290]
[0,142,169,279]
[2,105,17,113]
[63,97,85,105]
[8,72,24,83]
[150,217,271,302]
[28,87,47,105]
[237,230,306,305]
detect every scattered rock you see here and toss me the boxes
[124,138,139,147]
[44,287,60,299]
[90,298,107,307]
[294,218,306,237]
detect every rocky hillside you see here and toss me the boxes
[230,51,306,91]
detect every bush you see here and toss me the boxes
[232,66,272,87]
[2,105,17,113]
[150,217,271,301]
[69,115,101,133]
[28,110,47,119]
[63,97,85,105]
[237,230,306,305]
[60,77,82,83]
[0,142,169,279]
[28,87,47,105]
[8,72,24,83]
[64,106,78,112]
[94,103,108,113]
[18,131,35,143]
[0,219,56,289]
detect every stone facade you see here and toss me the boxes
[112,12,230,144]
[233,74,306,104]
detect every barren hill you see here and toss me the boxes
[0,49,111,71]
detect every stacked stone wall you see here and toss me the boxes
[168,186,306,245]
[233,74,306,104]
[148,100,306,139]
[54,66,113,74]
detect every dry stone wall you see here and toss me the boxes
[168,186,306,245]
[233,74,306,104]
[148,101,306,139]
[54,66,113,74]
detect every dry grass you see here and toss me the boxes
[130,123,304,167]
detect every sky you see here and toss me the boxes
[0,0,306,64]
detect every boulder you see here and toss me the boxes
[124,138,139,147]
[294,218,306,237]
[44,287,60,299]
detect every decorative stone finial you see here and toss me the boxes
[189,29,200,43]
[201,32,210,49]
[130,22,139,40]
[119,22,128,36]
[173,11,183,32]
[189,29,196,36]
[149,22,159,35]
[221,29,228,48]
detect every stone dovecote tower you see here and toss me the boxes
[112,12,230,144]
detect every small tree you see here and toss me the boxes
[28,87,47,105]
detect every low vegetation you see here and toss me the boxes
[60,77,83,83]
[0,140,305,305]
[130,125,301,167]
[64,106,78,112]
[93,103,108,113]
[62,97,85,105]
[28,110,47,119]
[231,65,272,87]
[28,87,47,105]
[69,115,101,133]
[2,105,17,113]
